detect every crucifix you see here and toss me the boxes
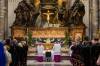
[43,10,54,26]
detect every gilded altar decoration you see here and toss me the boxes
[13,30,25,38]
[11,0,86,41]
[44,38,53,50]
[32,29,65,38]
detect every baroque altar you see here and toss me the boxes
[11,0,86,42]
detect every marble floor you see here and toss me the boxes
[27,60,72,66]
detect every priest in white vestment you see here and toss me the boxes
[37,44,44,56]
[53,42,61,55]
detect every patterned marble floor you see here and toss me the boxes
[27,60,72,66]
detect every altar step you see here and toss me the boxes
[27,60,72,66]
[27,52,70,60]
[27,55,70,60]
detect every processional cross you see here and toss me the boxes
[43,10,54,26]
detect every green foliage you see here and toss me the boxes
[28,31,33,46]
[64,32,70,45]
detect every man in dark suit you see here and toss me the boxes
[91,38,100,66]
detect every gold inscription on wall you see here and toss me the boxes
[32,29,65,38]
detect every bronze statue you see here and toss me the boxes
[58,1,66,26]
[13,0,39,27]
[64,0,85,26]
